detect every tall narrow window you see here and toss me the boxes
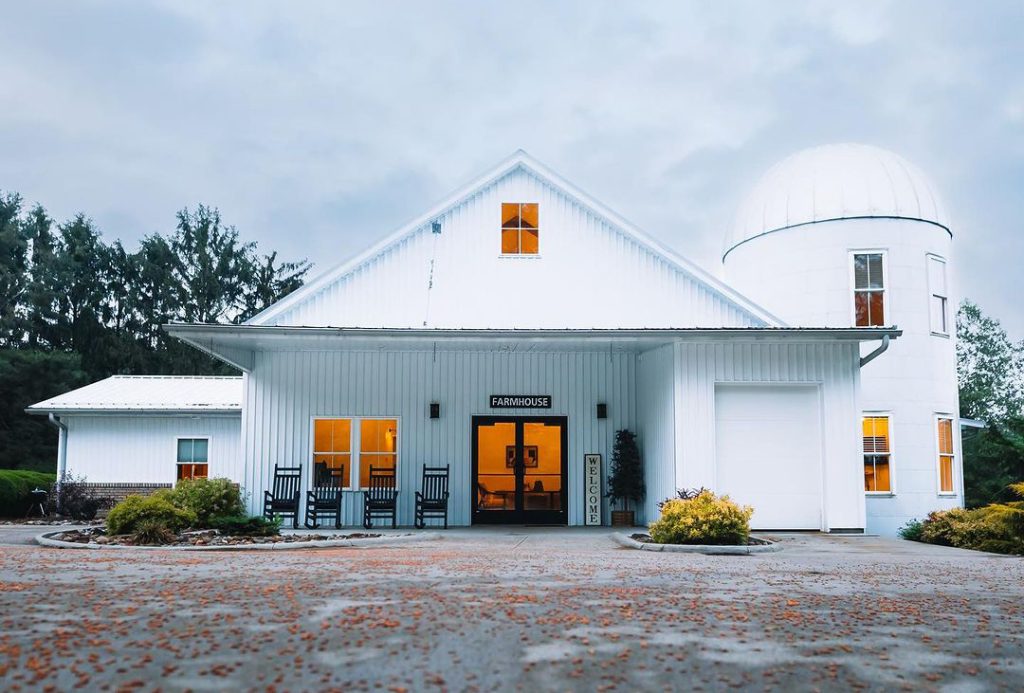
[359,419,398,487]
[863,416,892,493]
[937,417,955,494]
[313,419,352,489]
[928,256,949,335]
[853,253,885,326]
[176,438,209,481]
[501,203,539,255]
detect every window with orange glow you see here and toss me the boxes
[863,416,892,492]
[853,253,885,326]
[359,419,398,488]
[501,202,539,255]
[937,417,955,493]
[313,418,352,489]
[176,438,209,481]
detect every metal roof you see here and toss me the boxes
[26,375,243,415]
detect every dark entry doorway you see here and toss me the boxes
[472,416,568,524]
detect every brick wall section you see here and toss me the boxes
[83,483,173,506]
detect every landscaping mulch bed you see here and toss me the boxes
[0,518,103,526]
[52,526,382,547]
[630,532,773,546]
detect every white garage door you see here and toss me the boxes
[714,385,823,530]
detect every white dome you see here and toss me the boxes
[725,143,950,258]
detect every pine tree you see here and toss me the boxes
[607,429,645,512]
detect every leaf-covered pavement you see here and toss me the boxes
[0,529,1022,691]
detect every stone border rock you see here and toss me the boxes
[611,532,781,555]
[36,530,443,552]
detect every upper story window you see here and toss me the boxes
[853,252,886,326]
[501,203,539,255]
[928,255,949,335]
[862,415,892,493]
[177,438,209,481]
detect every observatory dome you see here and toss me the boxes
[725,143,949,258]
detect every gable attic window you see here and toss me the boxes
[501,203,539,255]
[853,252,885,327]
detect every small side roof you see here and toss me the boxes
[26,375,243,415]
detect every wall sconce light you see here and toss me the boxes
[596,403,607,419]
[430,402,440,419]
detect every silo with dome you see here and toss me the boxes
[723,143,962,536]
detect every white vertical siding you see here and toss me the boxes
[63,415,243,485]
[267,168,765,330]
[674,341,865,530]
[243,349,636,526]
[637,344,676,524]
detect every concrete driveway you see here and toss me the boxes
[0,526,1021,691]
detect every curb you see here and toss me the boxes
[36,531,443,552]
[611,532,781,555]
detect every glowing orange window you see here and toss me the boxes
[501,203,539,255]
[853,253,885,326]
[176,438,209,481]
[937,417,955,493]
[863,416,891,493]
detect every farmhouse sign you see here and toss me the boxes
[583,454,602,526]
[489,395,552,409]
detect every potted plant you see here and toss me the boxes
[607,429,645,526]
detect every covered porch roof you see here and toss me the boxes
[164,323,901,373]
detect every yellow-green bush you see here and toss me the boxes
[167,478,244,526]
[914,482,1024,555]
[648,490,753,545]
[105,494,196,536]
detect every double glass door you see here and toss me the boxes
[472,416,568,524]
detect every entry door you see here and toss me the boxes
[472,416,568,524]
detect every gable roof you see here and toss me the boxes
[247,150,783,327]
[26,375,243,415]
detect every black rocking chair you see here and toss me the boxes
[363,466,399,529]
[305,466,345,530]
[415,465,450,529]
[263,464,302,529]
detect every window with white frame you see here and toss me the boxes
[936,416,955,494]
[312,417,398,489]
[853,253,886,327]
[862,415,892,493]
[928,255,949,335]
[176,438,209,481]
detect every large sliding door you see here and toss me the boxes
[472,416,567,524]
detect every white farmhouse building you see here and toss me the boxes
[29,145,961,534]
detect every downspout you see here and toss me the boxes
[48,413,68,512]
[859,335,890,368]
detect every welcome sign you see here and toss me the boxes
[583,454,602,526]
[489,395,552,409]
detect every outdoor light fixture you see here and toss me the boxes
[430,402,440,419]
[596,403,607,419]
[432,220,442,234]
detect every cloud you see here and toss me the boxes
[0,0,1021,336]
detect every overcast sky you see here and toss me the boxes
[1,1,1022,336]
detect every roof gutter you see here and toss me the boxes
[859,334,890,368]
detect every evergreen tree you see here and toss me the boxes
[607,429,645,512]
[0,193,27,347]
[957,300,1024,423]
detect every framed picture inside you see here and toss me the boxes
[506,445,539,468]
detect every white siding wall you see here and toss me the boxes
[724,218,961,534]
[637,344,677,523]
[242,349,636,525]
[63,415,243,485]
[674,342,865,531]
[265,168,763,330]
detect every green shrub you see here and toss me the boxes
[166,478,244,526]
[648,490,753,545]
[106,494,196,535]
[0,470,57,517]
[132,519,177,546]
[898,518,924,542]
[208,515,280,537]
[916,484,1024,555]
